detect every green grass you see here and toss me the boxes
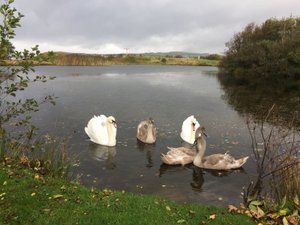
[0,164,255,225]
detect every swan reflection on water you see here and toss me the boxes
[158,163,204,192]
[136,140,154,168]
[88,143,116,169]
[159,163,247,192]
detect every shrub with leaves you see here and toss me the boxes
[219,17,300,93]
[0,0,63,173]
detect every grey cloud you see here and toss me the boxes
[11,0,300,54]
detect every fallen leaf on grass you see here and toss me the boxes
[228,204,238,213]
[166,206,171,211]
[250,207,265,219]
[279,208,288,216]
[31,192,36,197]
[287,215,299,225]
[177,219,186,223]
[20,155,30,166]
[53,194,63,199]
[189,210,196,215]
[244,210,253,218]
[209,214,216,220]
[0,192,6,200]
[292,210,299,217]
[282,216,289,225]
[60,185,67,191]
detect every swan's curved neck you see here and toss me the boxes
[193,138,206,167]
[107,123,116,146]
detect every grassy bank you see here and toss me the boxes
[0,163,255,225]
[53,52,220,66]
[0,52,220,67]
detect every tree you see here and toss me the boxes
[0,0,55,161]
[219,17,300,91]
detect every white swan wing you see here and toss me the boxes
[180,116,191,142]
[85,115,108,145]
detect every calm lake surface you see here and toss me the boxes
[24,65,257,206]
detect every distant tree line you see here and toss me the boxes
[200,54,222,61]
[219,17,300,92]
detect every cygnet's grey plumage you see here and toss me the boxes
[161,146,196,166]
[193,126,249,170]
[136,117,157,144]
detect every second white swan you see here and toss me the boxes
[85,115,117,147]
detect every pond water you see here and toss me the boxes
[23,65,258,206]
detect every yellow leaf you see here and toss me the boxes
[31,192,36,196]
[291,210,299,217]
[166,206,171,211]
[279,209,288,216]
[282,216,289,225]
[250,200,263,206]
[257,206,265,217]
[189,210,196,215]
[53,194,63,199]
[60,185,66,191]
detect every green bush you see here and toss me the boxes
[0,0,70,177]
[219,17,300,92]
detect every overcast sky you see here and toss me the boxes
[9,0,300,54]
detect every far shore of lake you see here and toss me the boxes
[0,52,221,67]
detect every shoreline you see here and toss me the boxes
[1,53,220,67]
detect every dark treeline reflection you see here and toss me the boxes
[217,72,300,128]
[218,71,300,203]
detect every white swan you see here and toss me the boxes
[180,115,200,144]
[84,115,117,147]
[136,117,157,144]
[193,127,249,170]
